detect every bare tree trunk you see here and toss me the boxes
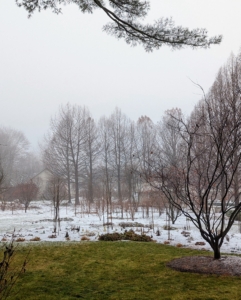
[88,153,93,203]
[234,150,239,206]
[66,150,72,204]
[212,243,221,260]
[74,164,80,205]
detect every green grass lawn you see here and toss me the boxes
[6,242,241,300]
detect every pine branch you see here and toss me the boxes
[15,0,222,50]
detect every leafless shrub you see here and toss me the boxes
[16,238,25,242]
[81,236,90,241]
[0,240,30,299]
[71,226,80,232]
[48,235,56,239]
[30,237,40,242]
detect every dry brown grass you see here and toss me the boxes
[16,238,25,242]
[81,236,90,241]
[30,237,41,242]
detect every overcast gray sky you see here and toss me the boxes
[1,0,241,150]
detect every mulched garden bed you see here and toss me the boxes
[167,255,241,276]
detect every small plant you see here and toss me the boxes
[99,230,153,242]
[164,241,170,245]
[99,232,121,241]
[176,243,183,248]
[81,236,90,241]
[71,226,80,232]
[195,242,205,246]
[163,225,177,230]
[30,237,41,242]
[16,238,25,242]
[0,240,29,299]
[119,222,144,229]
[181,231,190,237]
[65,232,70,241]
[85,232,95,237]
[187,236,194,242]
[48,235,57,239]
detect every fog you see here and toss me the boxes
[1,1,241,149]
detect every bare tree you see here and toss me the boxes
[13,181,38,212]
[67,106,90,206]
[0,127,41,207]
[109,108,130,218]
[208,53,241,207]
[147,79,241,259]
[0,127,30,188]
[0,163,5,202]
[157,108,183,224]
[43,104,89,206]
[123,121,140,211]
[42,119,73,204]
[98,116,114,223]
[82,116,100,204]
[135,115,156,205]
[45,174,67,234]
[16,152,43,184]
[136,116,156,173]
[16,0,222,50]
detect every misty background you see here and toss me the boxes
[1,0,241,150]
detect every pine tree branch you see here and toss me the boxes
[15,0,222,51]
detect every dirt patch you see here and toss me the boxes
[167,255,241,276]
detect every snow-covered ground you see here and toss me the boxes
[1,200,241,255]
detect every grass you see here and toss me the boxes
[6,242,241,300]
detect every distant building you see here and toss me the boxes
[31,168,53,199]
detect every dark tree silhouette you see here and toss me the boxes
[146,87,241,259]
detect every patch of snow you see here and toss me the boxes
[0,200,240,255]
